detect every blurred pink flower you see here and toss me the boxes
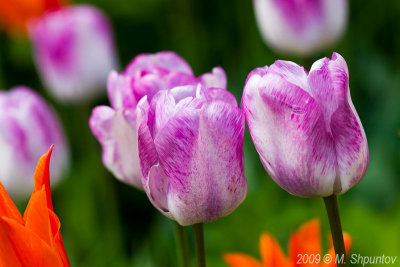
[0,87,69,198]
[29,5,118,102]
[253,0,348,55]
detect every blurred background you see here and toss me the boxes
[1,0,400,266]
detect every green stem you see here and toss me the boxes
[174,222,191,267]
[193,223,206,267]
[323,195,347,267]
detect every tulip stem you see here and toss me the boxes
[193,223,206,267]
[323,195,347,267]
[174,222,191,267]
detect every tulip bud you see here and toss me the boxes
[28,5,118,102]
[136,84,246,226]
[90,51,227,190]
[242,52,368,197]
[0,87,69,198]
[253,0,348,55]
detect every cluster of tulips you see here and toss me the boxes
[0,0,370,266]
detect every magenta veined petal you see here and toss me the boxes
[253,0,348,55]
[29,5,118,102]
[89,106,142,189]
[243,52,368,197]
[124,51,194,76]
[90,50,237,200]
[137,87,247,225]
[0,87,69,198]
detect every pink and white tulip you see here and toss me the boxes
[136,84,246,226]
[0,87,69,198]
[29,5,118,102]
[89,51,227,190]
[242,52,368,197]
[253,0,348,55]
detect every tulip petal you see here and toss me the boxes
[288,219,321,265]
[124,51,193,76]
[0,216,63,267]
[323,233,352,267]
[32,145,54,211]
[24,186,52,247]
[89,106,142,188]
[147,164,170,214]
[0,182,24,224]
[28,5,117,102]
[107,70,136,110]
[199,66,227,90]
[154,101,246,225]
[48,210,70,267]
[206,87,238,107]
[259,234,290,267]
[223,253,262,267]
[136,97,159,182]
[308,53,369,193]
[243,65,338,197]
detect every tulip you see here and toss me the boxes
[253,0,348,55]
[0,0,66,34]
[29,5,118,102]
[136,84,246,226]
[242,52,368,198]
[224,219,352,267]
[0,87,69,198]
[89,51,227,190]
[0,146,70,267]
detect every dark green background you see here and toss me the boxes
[0,0,399,266]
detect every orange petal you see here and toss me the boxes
[289,219,322,266]
[323,233,352,267]
[0,182,24,224]
[33,145,54,211]
[48,210,70,267]
[223,253,263,267]
[0,216,63,267]
[23,185,53,247]
[343,233,352,255]
[0,0,65,33]
[259,234,290,267]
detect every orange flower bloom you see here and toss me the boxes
[0,0,66,34]
[0,146,70,267]
[224,219,351,267]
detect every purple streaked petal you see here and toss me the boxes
[28,5,118,102]
[89,106,142,189]
[308,53,368,193]
[124,51,193,76]
[199,66,227,89]
[153,102,246,225]
[205,87,238,107]
[242,68,338,197]
[166,71,198,88]
[136,97,159,182]
[271,0,323,34]
[107,70,136,109]
[148,91,177,138]
[253,0,348,55]
[267,60,309,93]
[0,87,69,198]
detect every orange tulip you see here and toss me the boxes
[224,219,351,267]
[0,146,70,267]
[0,0,66,34]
